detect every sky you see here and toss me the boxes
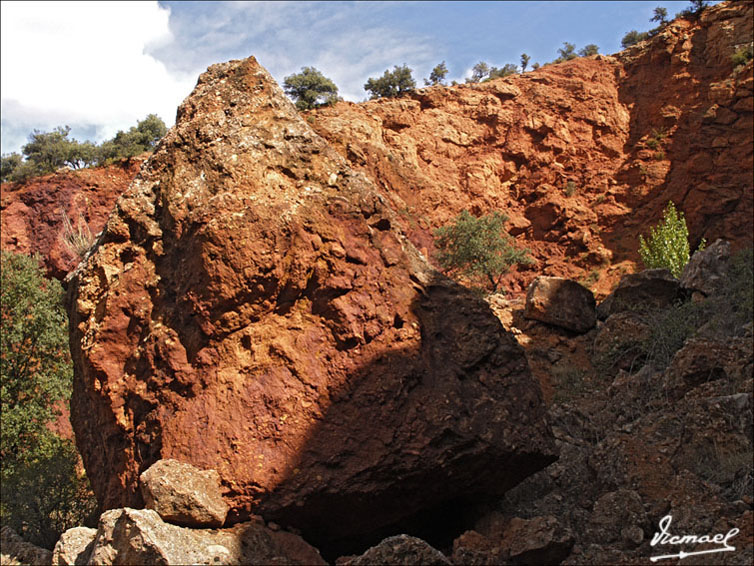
[1,0,702,156]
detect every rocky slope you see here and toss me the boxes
[65,55,556,556]
[309,0,753,298]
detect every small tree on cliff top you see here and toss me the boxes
[283,67,340,110]
[434,210,533,293]
[364,65,416,99]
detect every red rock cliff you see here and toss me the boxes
[65,56,557,549]
[310,0,752,297]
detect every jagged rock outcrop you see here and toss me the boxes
[0,159,142,279]
[140,459,229,528]
[680,238,731,296]
[65,56,556,550]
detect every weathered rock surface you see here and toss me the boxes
[524,276,596,333]
[66,55,556,549]
[52,527,97,565]
[84,508,324,565]
[1,159,142,279]
[341,535,451,565]
[140,459,229,527]
[680,238,731,296]
[0,526,52,566]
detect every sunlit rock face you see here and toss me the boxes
[66,56,556,546]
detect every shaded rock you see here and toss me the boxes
[680,239,731,296]
[663,336,754,400]
[524,276,596,333]
[87,508,324,565]
[342,535,450,565]
[596,269,679,319]
[451,530,504,565]
[65,55,556,548]
[52,527,97,566]
[140,459,228,528]
[0,526,52,566]
[592,312,650,376]
[587,490,648,549]
[499,515,575,565]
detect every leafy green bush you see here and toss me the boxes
[638,201,703,277]
[364,65,416,99]
[425,62,449,86]
[283,67,340,110]
[731,43,754,68]
[434,210,533,293]
[0,252,97,548]
[97,114,167,162]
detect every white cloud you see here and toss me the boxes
[1,1,195,154]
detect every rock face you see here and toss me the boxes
[0,526,52,566]
[0,159,141,279]
[66,56,556,549]
[140,459,229,528]
[84,508,325,565]
[310,0,753,298]
[596,269,679,319]
[524,276,596,333]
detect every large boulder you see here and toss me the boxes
[140,459,229,527]
[0,526,52,566]
[85,508,325,565]
[524,276,596,333]
[66,56,556,548]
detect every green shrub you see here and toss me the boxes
[621,30,650,48]
[638,201,703,277]
[434,210,533,293]
[731,43,754,68]
[0,252,97,548]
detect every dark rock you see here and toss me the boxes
[524,276,596,333]
[596,269,679,320]
[680,239,731,296]
[342,535,451,565]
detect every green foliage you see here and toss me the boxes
[638,201,702,277]
[425,62,449,86]
[283,67,340,110]
[520,53,531,72]
[488,64,519,80]
[364,65,416,99]
[0,252,96,548]
[98,114,167,162]
[621,30,650,48]
[532,62,541,71]
[434,210,533,293]
[578,44,599,57]
[731,43,754,68]
[1,153,23,182]
[651,6,669,24]
[467,61,491,83]
[555,42,578,63]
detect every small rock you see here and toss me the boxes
[52,526,97,565]
[140,459,229,528]
[344,535,451,565]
